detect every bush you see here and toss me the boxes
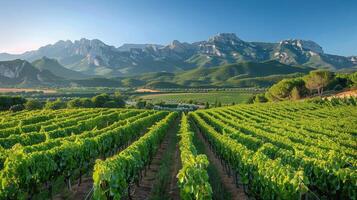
[112,95,126,108]
[145,102,154,109]
[333,84,344,91]
[67,98,95,108]
[136,100,147,109]
[290,87,301,100]
[9,104,25,112]
[67,98,82,108]
[91,93,126,108]
[253,93,268,103]
[266,78,307,101]
[0,96,26,111]
[91,94,110,108]
[45,99,67,110]
[102,101,119,108]
[24,99,43,110]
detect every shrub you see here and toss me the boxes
[0,96,26,111]
[333,84,344,91]
[45,99,67,110]
[24,99,43,110]
[266,78,307,101]
[102,101,119,108]
[9,104,25,112]
[254,93,269,103]
[91,94,110,108]
[136,100,147,109]
[91,93,125,108]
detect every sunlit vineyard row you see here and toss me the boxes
[0,101,356,199]
[190,102,357,199]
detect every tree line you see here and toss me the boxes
[0,93,126,112]
[250,70,357,103]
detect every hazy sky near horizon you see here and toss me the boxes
[0,0,356,56]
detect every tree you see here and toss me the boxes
[91,94,110,108]
[80,98,95,108]
[68,98,95,108]
[266,78,307,101]
[145,102,154,109]
[112,95,126,108]
[290,87,301,100]
[350,72,357,86]
[136,100,147,109]
[305,70,333,96]
[253,93,269,103]
[9,104,25,112]
[45,99,67,110]
[103,101,119,108]
[0,96,26,111]
[67,98,82,108]
[24,99,43,110]
[91,93,126,108]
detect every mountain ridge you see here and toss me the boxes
[0,59,314,88]
[0,33,355,76]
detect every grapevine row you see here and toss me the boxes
[92,112,178,199]
[0,110,169,199]
[177,114,212,200]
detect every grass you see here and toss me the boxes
[150,119,179,200]
[192,122,232,200]
[139,91,254,105]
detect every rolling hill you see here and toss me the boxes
[0,59,313,88]
[32,57,88,79]
[128,60,314,88]
[0,59,64,87]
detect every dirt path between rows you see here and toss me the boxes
[131,132,171,199]
[53,122,162,200]
[131,118,180,200]
[196,129,248,200]
[168,124,181,200]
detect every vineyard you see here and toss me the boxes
[0,101,356,199]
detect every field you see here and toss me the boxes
[139,91,254,105]
[0,88,57,94]
[0,101,356,199]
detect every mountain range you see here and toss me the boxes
[0,58,313,88]
[1,33,356,77]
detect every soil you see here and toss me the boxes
[135,88,161,93]
[168,129,181,200]
[329,89,357,99]
[0,88,57,93]
[52,122,161,200]
[196,129,248,200]
[131,118,180,200]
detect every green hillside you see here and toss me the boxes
[32,57,88,79]
[129,60,313,88]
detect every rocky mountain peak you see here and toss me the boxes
[350,56,357,64]
[54,40,73,47]
[208,33,241,43]
[171,40,182,47]
[166,40,195,53]
[0,33,355,76]
[75,38,107,48]
[279,39,323,54]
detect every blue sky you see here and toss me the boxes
[0,0,356,56]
